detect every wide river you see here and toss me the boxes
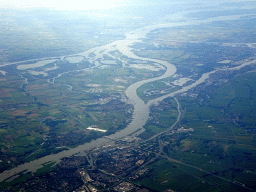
[0,14,253,182]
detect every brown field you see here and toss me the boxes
[0,89,11,98]
[70,120,78,127]
[28,113,40,118]
[41,98,55,105]
[88,112,98,121]
[49,109,61,114]
[70,105,81,111]
[181,143,194,152]
[27,84,49,90]
[10,110,28,116]
[45,116,56,120]
[30,91,46,96]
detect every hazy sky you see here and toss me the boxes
[0,0,129,10]
[0,0,254,11]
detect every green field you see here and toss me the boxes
[137,71,256,191]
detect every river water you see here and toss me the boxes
[0,14,254,182]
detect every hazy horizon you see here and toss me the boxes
[1,0,255,11]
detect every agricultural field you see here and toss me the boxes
[0,27,171,172]
[136,68,256,191]
[128,15,256,191]
[0,58,139,172]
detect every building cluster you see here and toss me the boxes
[95,145,149,177]
[78,138,155,191]
[13,136,161,191]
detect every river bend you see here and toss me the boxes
[0,14,254,182]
